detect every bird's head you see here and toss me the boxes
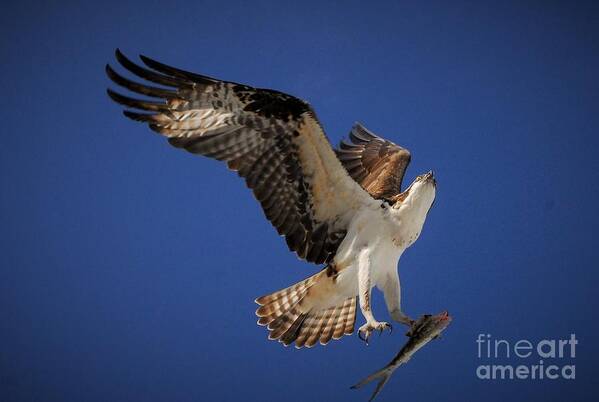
[392,170,436,211]
[415,170,437,188]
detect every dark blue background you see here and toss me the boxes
[2,1,598,401]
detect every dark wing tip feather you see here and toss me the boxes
[106,87,122,102]
[139,53,217,84]
[113,49,191,88]
[338,139,361,150]
[122,110,158,122]
[350,122,376,142]
[106,88,168,112]
[114,48,136,71]
[107,49,352,266]
[106,63,177,99]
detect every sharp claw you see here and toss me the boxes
[358,329,369,345]
[359,321,393,344]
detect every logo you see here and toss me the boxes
[476,333,577,380]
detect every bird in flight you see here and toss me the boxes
[106,50,437,348]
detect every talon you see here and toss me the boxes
[358,321,391,344]
[358,323,375,345]
[358,329,370,345]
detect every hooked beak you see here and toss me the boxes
[423,170,437,187]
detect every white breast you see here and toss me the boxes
[332,205,404,296]
[330,180,435,301]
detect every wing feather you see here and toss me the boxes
[336,123,411,200]
[107,50,377,264]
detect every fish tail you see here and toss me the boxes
[351,367,395,401]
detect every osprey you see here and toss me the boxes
[106,50,437,348]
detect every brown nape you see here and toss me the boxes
[391,188,411,204]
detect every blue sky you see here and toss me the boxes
[1,1,598,401]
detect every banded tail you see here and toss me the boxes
[255,269,356,348]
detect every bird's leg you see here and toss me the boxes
[357,248,391,344]
[383,268,415,329]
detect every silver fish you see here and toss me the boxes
[351,311,452,401]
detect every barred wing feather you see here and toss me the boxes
[336,123,411,200]
[106,50,377,264]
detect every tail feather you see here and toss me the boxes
[305,307,334,348]
[279,313,308,346]
[294,315,316,348]
[255,268,356,348]
[319,306,342,345]
[255,271,321,306]
[334,297,357,339]
[344,299,357,335]
[268,306,302,339]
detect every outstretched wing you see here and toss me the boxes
[336,123,411,200]
[106,50,377,264]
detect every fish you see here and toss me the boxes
[351,311,452,401]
